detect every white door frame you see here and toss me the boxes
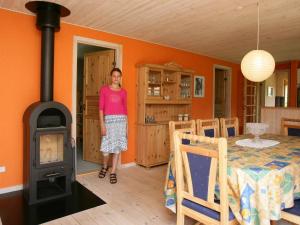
[212,64,232,118]
[72,36,123,174]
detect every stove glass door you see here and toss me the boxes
[39,133,64,164]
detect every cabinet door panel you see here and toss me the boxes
[146,126,161,165]
[155,125,169,163]
[161,126,170,162]
[136,125,170,167]
[146,69,163,99]
[178,73,192,100]
[152,126,165,164]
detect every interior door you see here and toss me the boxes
[214,69,230,118]
[244,79,258,130]
[214,70,225,118]
[83,50,115,163]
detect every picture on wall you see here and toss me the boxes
[194,75,205,97]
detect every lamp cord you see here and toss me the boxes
[257,0,260,50]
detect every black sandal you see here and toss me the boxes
[98,167,108,178]
[110,173,117,184]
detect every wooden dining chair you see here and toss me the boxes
[196,118,220,137]
[220,117,239,138]
[281,118,300,137]
[165,120,196,211]
[169,120,196,152]
[281,199,300,225]
[173,131,238,225]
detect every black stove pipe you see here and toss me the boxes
[25,1,70,102]
[41,27,54,102]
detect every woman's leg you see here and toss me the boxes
[111,153,119,174]
[110,153,120,183]
[99,152,110,178]
[102,153,109,169]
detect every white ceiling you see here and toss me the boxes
[1,0,300,63]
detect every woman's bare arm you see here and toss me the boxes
[99,110,106,136]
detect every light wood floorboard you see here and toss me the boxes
[42,165,180,225]
[42,165,292,225]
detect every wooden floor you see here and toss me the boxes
[42,165,291,225]
[43,165,181,225]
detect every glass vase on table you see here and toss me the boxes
[246,123,269,142]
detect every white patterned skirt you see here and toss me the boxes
[100,115,128,154]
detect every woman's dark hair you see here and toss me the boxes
[110,67,122,76]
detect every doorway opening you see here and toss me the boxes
[213,65,232,119]
[72,36,122,175]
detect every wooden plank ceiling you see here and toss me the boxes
[1,0,300,63]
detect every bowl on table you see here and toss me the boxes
[246,123,269,142]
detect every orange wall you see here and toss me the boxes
[0,9,240,189]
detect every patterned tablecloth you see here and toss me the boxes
[164,134,300,225]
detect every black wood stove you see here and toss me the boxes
[23,1,73,205]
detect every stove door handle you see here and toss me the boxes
[45,172,61,177]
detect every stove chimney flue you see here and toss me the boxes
[25,1,70,102]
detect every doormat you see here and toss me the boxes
[0,181,106,225]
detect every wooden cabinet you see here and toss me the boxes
[136,63,193,167]
[136,124,169,166]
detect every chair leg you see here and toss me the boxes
[177,209,185,225]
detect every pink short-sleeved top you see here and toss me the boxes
[99,85,127,115]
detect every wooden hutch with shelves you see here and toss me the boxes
[136,63,193,167]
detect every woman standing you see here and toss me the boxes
[98,68,127,184]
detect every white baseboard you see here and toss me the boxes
[0,184,23,195]
[119,162,136,169]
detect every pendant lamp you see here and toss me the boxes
[241,0,275,82]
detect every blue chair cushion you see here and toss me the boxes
[182,132,191,145]
[187,153,211,200]
[227,127,235,137]
[182,139,190,145]
[283,199,300,216]
[204,129,215,137]
[288,128,300,137]
[182,198,236,221]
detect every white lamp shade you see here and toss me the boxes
[241,50,275,82]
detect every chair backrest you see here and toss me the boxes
[281,118,300,137]
[196,118,220,137]
[169,120,196,152]
[173,131,230,224]
[220,117,239,138]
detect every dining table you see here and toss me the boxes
[164,134,300,225]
